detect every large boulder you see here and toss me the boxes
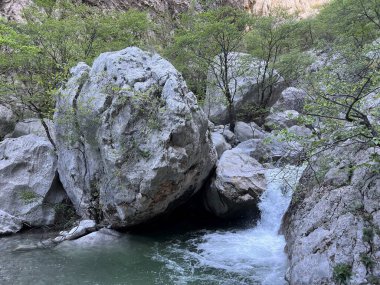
[271,87,306,113]
[282,144,380,285]
[0,105,15,140]
[235,135,303,165]
[204,147,266,218]
[264,110,300,131]
[0,135,67,228]
[55,47,217,227]
[203,53,285,125]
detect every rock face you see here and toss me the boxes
[282,144,380,285]
[244,0,330,18]
[204,146,266,218]
[55,47,216,227]
[0,135,67,228]
[1,0,330,22]
[0,0,31,21]
[0,105,15,140]
[203,53,285,125]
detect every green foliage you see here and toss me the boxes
[333,263,352,285]
[312,0,380,48]
[363,228,374,244]
[20,190,39,202]
[167,7,249,100]
[0,1,149,144]
[360,253,375,270]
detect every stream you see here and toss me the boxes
[0,166,303,285]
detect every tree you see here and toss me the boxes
[303,42,380,154]
[246,11,300,108]
[0,0,149,148]
[168,7,250,131]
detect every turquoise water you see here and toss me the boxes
[0,167,303,285]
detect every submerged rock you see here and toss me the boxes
[282,144,380,285]
[204,147,266,218]
[56,228,121,249]
[0,134,67,228]
[55,47,217,228]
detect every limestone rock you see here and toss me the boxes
[282,144,380,285]
[54,220,97,242]
[203,53,285,125]
[0,210,23,235]
[271,87,306,113]
[235,135,303,165]
[8,118,55,142]
[56,228,121,249]
[0,134,66,227]
[0,0,31,21]
[211,132,231,159]
[264,110,300,131]
[204,147,266,218]
[55,47,217,227]
[287,125,313,138]
[234,121,266,142]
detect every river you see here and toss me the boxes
[0,166,303,285]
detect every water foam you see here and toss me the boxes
[155,165,305,285]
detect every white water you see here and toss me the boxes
[155,166,305,285]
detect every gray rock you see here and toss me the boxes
[9,118,55,142]
[0,210,23,235]
[287,125,312,138]
[234,121,266,142]
[282,144,380,285]
[264,110,300,131]
[222,129,237,145]
[211,132,231,159]
[0,105,15,140]
[0,134,66,227]
[271,87,306,113]
[203,53,285,125]
[204,147,266,218]
[55,47,217,227]
[56,228,121,249]
[55,219,97,241]
[235,135,303,165]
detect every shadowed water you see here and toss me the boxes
[0,166,303,285]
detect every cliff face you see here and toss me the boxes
[0,0,330,21]
[244,0,330,17]
[0,0,31,21]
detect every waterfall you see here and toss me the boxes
[155,165,305,285]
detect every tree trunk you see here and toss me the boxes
[228,101,236,132]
